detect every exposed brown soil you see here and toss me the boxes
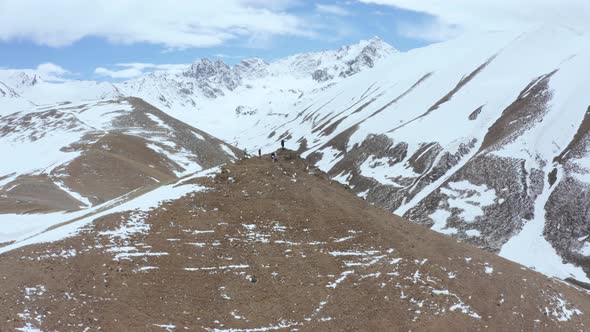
[0,152,588,331]
[59,132,178,205]
[0,175,82,213]
[468,105,484,121]
[554,106,590,164]
[0,97,242,214]
[124,97,244,169]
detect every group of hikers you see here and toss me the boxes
[244,139,286,162]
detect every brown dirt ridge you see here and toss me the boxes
[0,150,588,331]
[0,98,242,214]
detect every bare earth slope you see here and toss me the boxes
[0,151,588,331]
[0,97,241,214]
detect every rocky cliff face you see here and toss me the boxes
[183,59,242,92]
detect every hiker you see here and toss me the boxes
[281,139,285,150]
[271,152,277,162]
[258,148,261,158]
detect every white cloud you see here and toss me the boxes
[242,0,302,11]
[117,63,189,73]
[358,0,590,39]
[94,63,189,79]
[213,54,245,60]
[36,63,69,77]
[94,67,144,79]
[396,19,461,42]
[0,62,71,82]
[0,0,313,49]
[316,4,350,16]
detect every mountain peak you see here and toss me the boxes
[358,35,398,54]
[0,71,43,91]
[234,57,269,79]
[173,37,396,90]
[266,36,397,82]
[182,58,241,93]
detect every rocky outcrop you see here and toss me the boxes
[183,59,242,92]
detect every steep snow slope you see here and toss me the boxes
[0,82,19,98]
[0,81,33,115]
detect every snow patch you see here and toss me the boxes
[359,156,419,187]
[146,113,173,131]
[429,209,457,235]
[440,181,496,223]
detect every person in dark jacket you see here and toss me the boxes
[258,148,261,158]
[281,139,285,150]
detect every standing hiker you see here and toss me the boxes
[271,152,277,162]
[258,148,261,158]
[281,139,285,150]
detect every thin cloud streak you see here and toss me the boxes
[94,62,190,79]
[358,0,590,40]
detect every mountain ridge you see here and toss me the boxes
[0,151,588,331]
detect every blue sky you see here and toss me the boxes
[2,0,580,81]
[0,0,450,80]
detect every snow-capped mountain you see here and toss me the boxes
[0,71,122,105]
[121,27,590,283]
[269,36,398,81]
[118,37,396,108]
[0,71,40,91]
[2,31,590,286]
[221,26,590,283]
